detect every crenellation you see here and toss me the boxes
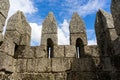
[5,11,31,46]
[70,13,87,46]
[0,0,120,79]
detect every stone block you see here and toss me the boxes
[4,55,15,72]
[5,31,20,45]
[101,57,112,71]
[16,73,55,80]
[41,34,57,46]
[111,0,120,35]
[70,34,87,46]
[19,34,31,46]
[54,73,67,80]
[36,58,51,72]
[65,46,76,57]
[71,58,96,72]
[54,46,64,57]
[84,46,92,54]
[0,38,15,56]
[16,59,27,73]
[35,46,47,58]
[67,72,96,80]
[0,52,15,72]
[106,29,118,41]
[0,52,7,70]
[0,12,6,23]
[0,0,9,17]
[52,58,71,72]
[85,46,100,57]
[15,46,35,59]
[113,37,120,55]
[26,59,37,72]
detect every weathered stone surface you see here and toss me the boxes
[41,34,57,46]
[111,0,120,35]
[16,59,27,73]
[70,13,87,46]
[67,72,97,80]
[95,9,117,56]
[6,11,31,46]
[5,31,21,45]
[41,12,58,46]
[52,58,71,72]
[0,38,15,56]
[6,11,31,35]
[54,73,67,80]
[42,12,57,34]
[85,45,100,57]
[65,46,76,57]
[70,13,86,34]
[0,52,15,72]
[20,34,31,46]
[70,34,87,46]
[113,37,120,55]
[35,46,47,58]
[15,46,35,59]
[16,73,55,80]
[26,59,37,72]
[0,0,10,18]
[54,46,65,57]
[36,58,51,72]
[71,58,96,72]
[101,57,112,71]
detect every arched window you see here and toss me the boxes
[47,38,54,58]
[76,38,84,58]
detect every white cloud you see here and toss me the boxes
[58,19,70,45]
[30,23,42,46]
[62,0,108,17]
[8,0,37,18]
[88,40,97,45]
[86,29,97,45]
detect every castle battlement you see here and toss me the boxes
[0,0,120,80]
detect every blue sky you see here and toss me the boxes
[8,0,111,46]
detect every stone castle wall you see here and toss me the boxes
[0,0,120,80]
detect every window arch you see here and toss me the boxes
[47,38,54,58]
[76,38,84,58]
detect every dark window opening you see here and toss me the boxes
[76,38,84,58]
[14,44,19,59]
[47,38,54,58]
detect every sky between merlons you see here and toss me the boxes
[6,0,111,46]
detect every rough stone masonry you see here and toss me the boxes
[0,0,120,80]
